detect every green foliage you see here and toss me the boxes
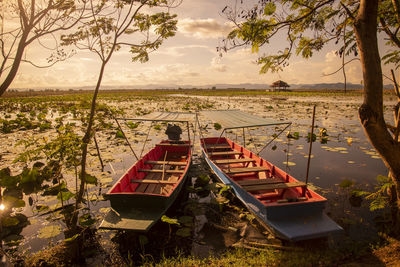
[79,213,96,227]
[115,130,125,138]
[213,123,222,130]
[366,175,393,211]
[161,215,180,225]
[221,0,400,72]
[85,173,98,185]
[126,121,140,129]
[286,131,299,139]
[339,179,354,189]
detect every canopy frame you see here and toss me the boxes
[115,112,196,159]
[197,110,291,156]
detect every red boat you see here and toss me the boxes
[200,136,343,241]
[100,140,191,232]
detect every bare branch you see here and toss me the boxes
[322,58,360,76]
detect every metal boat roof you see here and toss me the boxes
[200,110,290,130]
[117,112,196,123]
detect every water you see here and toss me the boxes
[2,94,395,255]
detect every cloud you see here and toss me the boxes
[178,18,233,39]
[210,56,228,72]
[325,50,339,63]
[155,45,212,57]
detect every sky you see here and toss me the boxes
[5,0,397,89]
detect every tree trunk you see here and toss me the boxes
[0,31,29,96]
[70,61,106,232]
[354,0,400,235]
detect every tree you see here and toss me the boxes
[60,0,180,233]
[0,0,91,96]
[221,0,400,235]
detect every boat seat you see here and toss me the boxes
[156,143,191,147]
[215,158,256,164]
[204,144,231,149]
[236,177,282,186]
[224,167,268,174]
[144,160,186,166]
[138,169,184,174]
[242,182,307,192]
[130,179,177,184]
[208,151,243,156]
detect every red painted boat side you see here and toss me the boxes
[106,140,191,198]
[201,137,326,206]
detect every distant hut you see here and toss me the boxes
[270,80,291,91]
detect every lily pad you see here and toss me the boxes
[38,225,61,239]
[283,161,296,166]
[99,207,110,214]
[176,227,192,237]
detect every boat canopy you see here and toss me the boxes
[200,110,290,130]
[124,111,196,123]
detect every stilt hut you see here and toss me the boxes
[270,80,291,91]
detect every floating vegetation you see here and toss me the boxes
[37,225,62,239]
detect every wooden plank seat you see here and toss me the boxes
[205,144,232,149]
[130,179,177,184]
[236,177,283,186]
[242,182,307,192]
[215,158,256,164]
[223,167,268,174]
[144,160,186,166]
[138,169,184,174]
[208,151,243,156]
[156,143,191,147]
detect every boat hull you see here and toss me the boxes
[200,137,342,241]
[100,140,191,232]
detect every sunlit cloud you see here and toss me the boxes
[210,56,228,72]
[178,18,233,39]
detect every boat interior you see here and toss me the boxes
[109,141,191,196]
[201,137,322,205]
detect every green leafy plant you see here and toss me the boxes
[213,123,222,130]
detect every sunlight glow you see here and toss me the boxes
[0,203,5,211]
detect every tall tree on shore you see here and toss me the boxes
[0,0,90,96]
[60,0,180,233]
[221,0,400,235]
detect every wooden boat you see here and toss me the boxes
[200,137,343,241]
[100,140,191,232]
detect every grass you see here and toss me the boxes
[144,241,377,267]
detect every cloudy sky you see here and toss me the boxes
[7,0,396,89]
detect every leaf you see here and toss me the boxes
[3,195,25,208]
[339,179,354,189]
[2,216,20,227]
[115,130,124,138]
[176,227,191,237]
[42,182,66,196]
[34,204,49,212]
[138,235,149,246]
[79,214,96,227]
[38,225,61,239]
[213,123,222,130]
[85,173,98,185]
[263,2,276,16]
[283,161,296,166]
[57,190,75,201]
[161,215,180,225]
[64,234,79,244]
[178,216,193,227]
[218,185,231,196]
